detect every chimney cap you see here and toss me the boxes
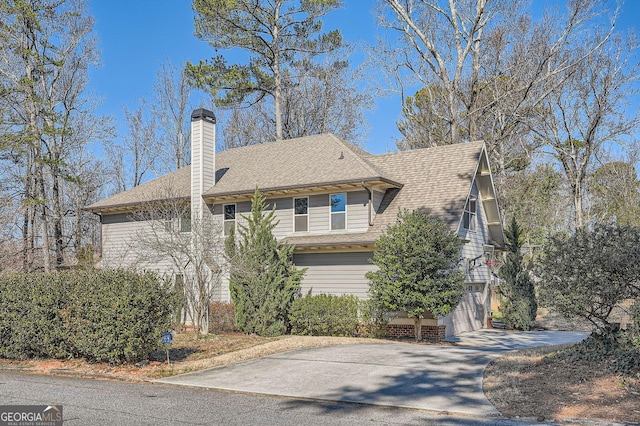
[191,108,216,123]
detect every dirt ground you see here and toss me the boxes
[484,308,640,424]
[484,344,640,424]
[1,313,638,424]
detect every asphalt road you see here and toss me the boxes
[0,372,551,425]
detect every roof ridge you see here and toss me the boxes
[218,133,330,156]
[374,140,485,158]
[329,134,386,177]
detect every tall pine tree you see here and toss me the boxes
[226,188,305,336]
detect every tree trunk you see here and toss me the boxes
[52,168,64,268]
[36,162,52,273]
[273,3,283,140]
[413,317,422,341]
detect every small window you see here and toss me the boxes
[463,195,477,231]
[330,193,346,230]
[180,210,191,233]
[294,197,308,232]
[223,204,236,236]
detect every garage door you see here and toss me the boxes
[444,287,485,337]
[293,252,374,299]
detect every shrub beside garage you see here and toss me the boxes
[0,269,176,364]
[289,294,387,338]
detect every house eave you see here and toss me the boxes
[84,196,190,215]
[202,177,403,204]
[292,243,377,253]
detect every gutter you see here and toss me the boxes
[361,181,374,226]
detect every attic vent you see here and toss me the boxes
[338,151,344,160]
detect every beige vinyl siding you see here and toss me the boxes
[309,194,329,232]
[459,181,492,283]
[268,198,293,239]
[293,252,375,299]
[101,213,176,276]
[346,190,369,231]
[211,189,371,239]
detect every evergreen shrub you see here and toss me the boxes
[288,294,390,337]
[0,269,175,363]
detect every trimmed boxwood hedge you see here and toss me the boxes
[289,293,388,337]
[0,269,176,364]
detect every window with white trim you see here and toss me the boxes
[463,195,477,231]
[223,204,236,236]
[330,193,346,230]
[294,197,308,232]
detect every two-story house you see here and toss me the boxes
[87,108,505,339]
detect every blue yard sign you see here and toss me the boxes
[161,331,173,365]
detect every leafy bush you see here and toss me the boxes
[357,299,389,338]
[209,302,238,333]
[367,209,464,341]
[290,294,367,337]
[0,269,176,364]
[556,331,640,376]
[537,225,640,334]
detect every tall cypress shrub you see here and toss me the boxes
[226,188,305,336]
[498,217,537,330]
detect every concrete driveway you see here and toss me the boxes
[156,329,588,417]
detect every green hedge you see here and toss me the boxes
[289,294,387,337]
[0,269,176,364]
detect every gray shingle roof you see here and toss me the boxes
[87,136,486,240]
[202,133,389,198]
[87,134,393,212]
[85,166,191,212]
[368,141,484,232]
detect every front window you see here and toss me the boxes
[463,195,477,231]
[330,193,346,230]
[294,197,308,232]
[223,204,236,236]
[180,209,191,233]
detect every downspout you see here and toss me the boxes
[361,181,373,226]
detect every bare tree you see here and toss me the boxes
[379,0,622,207]
[105,103,156,192]
[532,31,639,228]
[150,61,194,174]
[128,184,227,336]
[0,0,111,271]
[381,0,617,141]
[589,160,640,226]
[221,104,274,149]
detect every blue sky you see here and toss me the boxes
[86,1,639,157]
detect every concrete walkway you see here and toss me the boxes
[156,330,588,417]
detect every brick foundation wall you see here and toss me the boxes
[387,324,446,342]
